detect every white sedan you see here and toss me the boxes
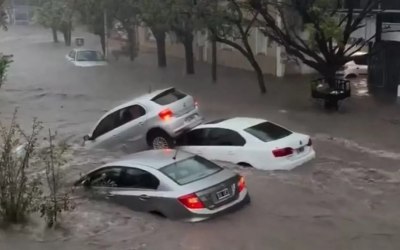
[175,117,316,171]
[66,49,108,67]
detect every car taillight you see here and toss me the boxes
[194,100,199,108]
[159,108,173,121]
[238,176,246,193]
[178,193,205,209]
[307,138,312,146]
[272,147,293,157]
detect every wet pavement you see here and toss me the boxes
[0,25,400,250]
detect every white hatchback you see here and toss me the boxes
[84,87,203,151]
[175,117,316,171]
[336,52,368,79]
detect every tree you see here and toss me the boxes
[198,0,267,93]
[138,0,171,67]
[77,0,111,54]
[249,0,381,88]
[0,0,8,30]
[36,0,78,45]
[170,0,200,75]
[111,0,140,61]
[36,0,63,43]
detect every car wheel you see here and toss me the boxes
[238,162,253,168]
[345,73,357,79]
[148,131,174,149]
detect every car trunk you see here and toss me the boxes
[273,132,311,159]
[152,88,196,117]
[167,95,196,118]
[183,169,240,210]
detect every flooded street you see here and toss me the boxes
[1,25,400,250]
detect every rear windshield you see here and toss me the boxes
[151,88,187,105]
[160,156,222,185]
[353,55,368,65]
[245,122,292,142]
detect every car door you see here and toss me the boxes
[200,128,246,163]
[175,128,209,156]
[108,167,161,212]
[83,167,124,201]
[117,104,148,151]
[89,111,123,148]
[89,104,147,150]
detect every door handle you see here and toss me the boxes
[139,194,150,201]
[228,151,234,155]
[138,122,144,126]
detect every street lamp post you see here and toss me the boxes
[104,9,109,60]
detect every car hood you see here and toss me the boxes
[73,61,108,67]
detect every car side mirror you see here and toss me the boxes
[83,135,92,141]
[82,179,91,187]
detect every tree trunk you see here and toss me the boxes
[153,30,167,67]
[249,58,266,94]
[63,25,72,46]
[183,34,195,75]
[99,33,106,55]
[127,28,136,61]
[211,38,217,82]
[51,27,58,43]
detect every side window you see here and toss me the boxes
[177,129,208,146]
[92,112,119,139]
[207,128,246,146]
[117,105,146,126]
[119,168,160,189]
[69,50,76,60]
[88,167,122,187]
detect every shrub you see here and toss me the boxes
[0,54,13,88]
[39,129,74,228]
[0,111,74,226]
[0,111,43,223]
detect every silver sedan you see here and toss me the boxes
[74,150,250,222]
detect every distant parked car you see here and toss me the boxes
[74,150,250,222]
[175,117,316,170]
[83,87,203,151]
[66,49,107,67]
[336,52,368,79]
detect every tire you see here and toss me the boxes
[345,73,357,79]
[238,162,253,168]
[147,130,174,149]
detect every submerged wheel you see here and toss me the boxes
[238,162,253,168]
[148,130,174,149]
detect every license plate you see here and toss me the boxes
[185,114,197,122]
[297,147,305,153]
[216,188,230,200]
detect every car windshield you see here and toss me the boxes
[76,50,103,61]
[160,156,222,185]
[151,88,186,105]
[245,122,292,142]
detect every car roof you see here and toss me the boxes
[111,149,195,170]
[104,87,175,115]
[198,117,266,131]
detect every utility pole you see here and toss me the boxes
[104,9,109,60]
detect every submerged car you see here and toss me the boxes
[66,48,108,67]
[74,150,250,222]
[175,117,316,170]
[336,51,368,79]
[83,87,203,151]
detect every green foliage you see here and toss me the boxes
[0,111,43,224]
[304,0,344,48]
[0,111,74,226]
[138,0,170,33]
[39,130,74,228]
[35,0,77,31]
[0,53,12,88]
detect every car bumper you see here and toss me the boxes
[182,189,251,222]
[163,109,204,137]
[256,148,316,171]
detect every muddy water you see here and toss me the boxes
[1,25,400,249]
